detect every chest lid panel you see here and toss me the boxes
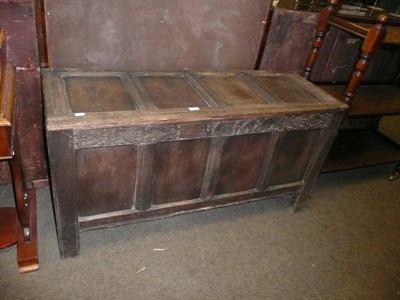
[43,70,347,130]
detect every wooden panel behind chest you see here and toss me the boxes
[44,0,271,70]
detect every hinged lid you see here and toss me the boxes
[43,69,348,130]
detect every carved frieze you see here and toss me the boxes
[286,113,332,131]
[73,113,332,148]
[74,125,179,149]
[207,117,286,137]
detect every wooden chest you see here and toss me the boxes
[42,70,347,257]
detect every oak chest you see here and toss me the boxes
[42,70,347,257]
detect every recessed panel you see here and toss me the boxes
[153,140,209,204]
[139,76,208,109]
[64,76,135,112]
[195,75,268,106]
[76,145,137,216]
[252,75,318,104]
[216,134,271,194]
[269,130,321,185]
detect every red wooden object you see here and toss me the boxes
[0,1,48,185]
[0,28,38,274]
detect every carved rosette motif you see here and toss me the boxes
[286,113,332,131]
[74,125,179,149]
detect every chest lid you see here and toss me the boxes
[43,70,347,130]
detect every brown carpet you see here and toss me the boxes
[0,162,399,299]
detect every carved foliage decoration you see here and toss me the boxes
[208,117,286,137]
[74,125,179,149]
[73,113,332,149]
[286,113,332,131]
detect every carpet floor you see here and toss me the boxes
[0,162,399,299]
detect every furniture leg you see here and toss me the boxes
[9,156,30,241]
[8,153,39,273]
[389,162,400,181]
[47,129,80,258]
[290,194,311,213]
[0,157,39,273]
[344,15,388,105]
[16,188,38,273]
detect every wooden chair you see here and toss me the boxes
[304,0,400,178]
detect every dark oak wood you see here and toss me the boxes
[46,129,79,258]
[43,69,347,257]
[259,8,320,73]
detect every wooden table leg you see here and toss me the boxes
[6,132,39,272]
[1,151,39,273]
[0,189,38,273]
[17,187,38,273]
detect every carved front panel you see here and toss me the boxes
[72,115,332,217]
[286,113,332,130]
[74,125,179,149]
[73,114,332,149]
[70,112,334,218]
